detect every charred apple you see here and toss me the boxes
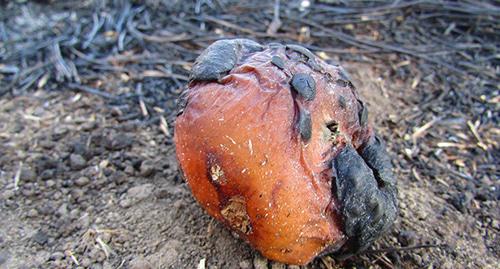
[174,39,398,265]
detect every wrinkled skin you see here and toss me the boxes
[174,39,398,265]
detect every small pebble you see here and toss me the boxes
[398,230,416,247]
[2,189,15,200]
[57,203,69,216]
[38,202,56,215]
[72,142,88,156]
[100,233,111,244]
[91,263,103,269]
[39,140,55,149]
[40,169,55,180]
[154,188,169,199]
[70,189,85,203]
[0,250,9,265]
[450,191,473,213]
[270,261,286,269]
[75,176,90,187]
[80,257,91,268]
[70,154,87,170]
[239,259,252,269]
[111,171,127,185]
[253,254,268,269]
[119,198,132,208]
[46,180,56,188]
[49,252,64,261]
[21,185,36,197]
[105,134,133,150]
[81,121,97,131]
[27,208,38,217]
[52,127,68,140]
[120,183,154,208]
[124,165,135,175]
[20,167,37,182]
[129,257,153,269]
[69,208,80,219]
[95,251,106,263]
[139,160,155,177]
[33,230,49,245]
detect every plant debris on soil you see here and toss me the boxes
[0,0,498,268]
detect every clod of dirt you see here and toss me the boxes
[104,133,133,150]
[69,153,87,170]
[139,160,156,177]
[175,40,398,265]
[450,191,474,213]
[128,184,154,200]
[0,251,9,266]
[20,167,37,182]
[26,208,38,218]
[48,252,64,261]
[80,258,92,268]
[253,254,269,269]
[40,169,55,180]
[271,261,287,269]
[129,257,153,269]
[397,230,417,247]
[239,259,252,269]
[56,203,69,217]
[120,184,155,208]
[35,154,56,167]
[74,176,90,186]
[32,230,49,245]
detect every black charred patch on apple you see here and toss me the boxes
[331,138,398,258]
[338,96,347,110]
[335,79,349,88]
[291,73,316,101]
[191,39,263,82]
[285,44,321,71]
[358,100,368,126]
[298,108,312,142]
[271,55,285,70]
[176,89,189,116]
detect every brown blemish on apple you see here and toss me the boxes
[210,164,226,184]
[221,196,252,235]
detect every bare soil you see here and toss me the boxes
[0,1,498,269]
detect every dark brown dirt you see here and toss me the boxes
[0,1,498,269]
[0,91,255,268]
